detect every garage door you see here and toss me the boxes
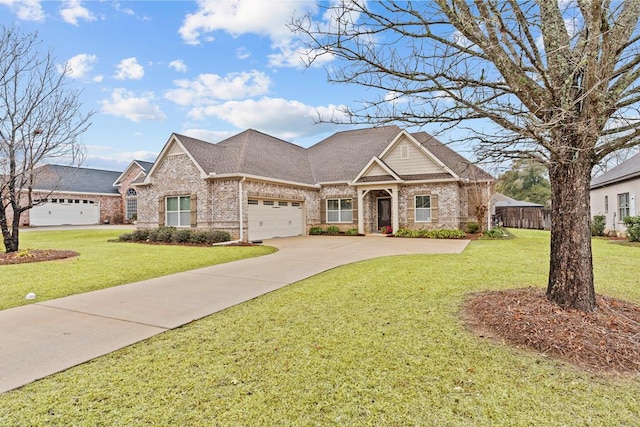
[30,199,100,226]
[248,199,303,241]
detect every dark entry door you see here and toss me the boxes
[377,198,391,230]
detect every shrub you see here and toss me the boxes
[131,229,150,241]
[326,225,340,235]
[623,216,640,242]
[345,228,359,236]
[156,226,176,243]
[117,232,133,242]
[172,229,192,244]
[483,227,508,239]
[466,222,480,234]
[591,214,606,236]
[189,230,231,245]
[394,228,466,239]
[309,227,324,235]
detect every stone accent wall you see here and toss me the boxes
[136,154,211,229]
[399,182,462,229]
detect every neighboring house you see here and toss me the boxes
[135,126,495,242]
[113,160,154,222]
[17,164,122,226]
[6,161,152,227]
[590,152,640,234]
[492,192,549,230]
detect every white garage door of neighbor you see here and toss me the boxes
[30,199,100,226]
[248,199,303,241]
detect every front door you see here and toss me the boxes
[377,198,391,231]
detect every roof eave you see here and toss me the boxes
[206,172,320,189]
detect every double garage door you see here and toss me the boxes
[248,199,303,241]
[30,199,100,226]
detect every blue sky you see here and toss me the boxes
[1,0,460,172]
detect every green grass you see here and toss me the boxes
[1,229,276,310]
[1,229,639,425]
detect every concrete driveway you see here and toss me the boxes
[0,235,468,393]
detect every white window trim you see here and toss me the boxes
[166,195,190,227]
[326,198,353,223]
[414,195,432,223]
[618,192,630,220]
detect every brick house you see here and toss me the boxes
[11,162,152,227]
[135,126,495,241]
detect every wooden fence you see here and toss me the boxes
[494,207,551,230]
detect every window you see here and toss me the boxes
[264,200,275,206]
[291,202,301,207]
[166,196,190,227]
[604,195,608,213]
[618,193,630,220]
[327,198,353,223]
[278,201,288,207]
[248,199,259,205]
[415,195,432,222]
[126,188,137,220]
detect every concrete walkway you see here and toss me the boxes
[0,236,468,393]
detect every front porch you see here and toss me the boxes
[357,184,399,235]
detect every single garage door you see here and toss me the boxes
[248,199,303,241]
[30,199,100,226]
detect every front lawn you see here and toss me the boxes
[1,229,639,425]
[0,229,276,310]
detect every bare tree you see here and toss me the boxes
[293,1,640,312]
[0,26,91,253]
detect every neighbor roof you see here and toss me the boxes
[33,164,121,195]
[492,192,544,208]
[591,152,640,189]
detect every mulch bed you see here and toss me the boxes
[0,249,79,265]
[463,288,640,374]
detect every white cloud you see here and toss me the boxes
[181,129,236,143]
[168,59,187,73]
[178,0,323,68]
[236,47,251,60]
[86,146,158,166]
[187,97,349,139]
[0,0,45,21]
[59,0,96,26]
[165,70,271,105]
[62,53,97,79]
[113,57,144,80]
[113,2,134,16]
[100,89,166,122]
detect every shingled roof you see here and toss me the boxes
[175,130,315,184]
[162,126,492,186]
[411,132,494,181]
[33,164,121,195]
[308,126,403,182]
[591,152,640,189]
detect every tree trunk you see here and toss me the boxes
[0,205,20,253]
[546,155,596,312]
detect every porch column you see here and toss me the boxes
[391,184,399,233]
[358,188,365,234]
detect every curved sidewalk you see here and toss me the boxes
[0,236,468,393]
